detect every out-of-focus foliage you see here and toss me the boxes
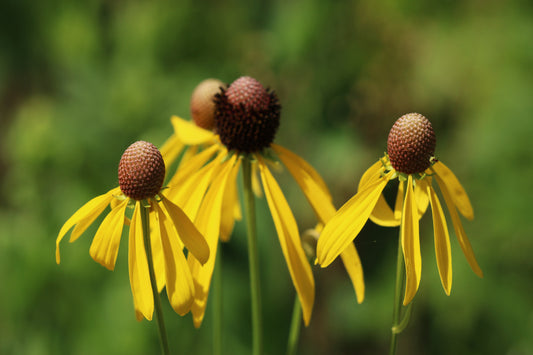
[1,0,532,354]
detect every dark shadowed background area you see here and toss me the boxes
[1,0,532,354]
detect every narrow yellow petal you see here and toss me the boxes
[56,189,117,264]
[160,133,185,169]
[169,152,226,221]
[154,202,195,315]
[251,160,263,198]
[259,159,315,325]
[432,161,474,220]
[189,157,237,327]
[128,203,154,321]
[317,173,391,267]
[339,243,365,303]
[171,115,216,145]
[435,175,483,278]
[401,176,421,305]
[161,197,209,265]
[427,185,452,295]
[89,199,128,270]
[166,143,220,194]
[149,206,166,293]
[358,160,400,227]
[220,158,242,242]
[394,180,405,220]
[414,178,430,217]
[273,144,336,223]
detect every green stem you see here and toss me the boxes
[140,201,170,355]
[286,296,302,355]
[242,157,263,355]
[389,231,405,355]
[213,246,222,355]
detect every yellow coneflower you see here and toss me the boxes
[56,141,209,321]
[163,76,365,329]
[317,113,483,305]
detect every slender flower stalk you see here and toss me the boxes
[140,202,169,355]
[243,157,263,355]
[286,297,302,355]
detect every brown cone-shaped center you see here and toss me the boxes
[190,78,226,130]
[214,76,280,153]
[387,113,436,174]
[118,141,165,200]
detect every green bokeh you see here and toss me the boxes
[1,1,532,354]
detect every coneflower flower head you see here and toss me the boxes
[214,76,281,153]
[387,113,436,175]
[118,141,165,200]
[190,78,226,130]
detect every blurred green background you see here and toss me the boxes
[1,0,532,354]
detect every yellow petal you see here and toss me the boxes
[153,202,195,315]
[89,199,128,270]
[169,152,226,221]
[401,176,421,305]
[171,115,216,145]
[394,180,405,220]
[149,206,166,293]
[273,144,336,224]
[160,133,185,169]
[435,175,483,278]
[251,160,263,198]
[414,178,430,217]
[189,156,237,327]
[432,161,474,220]
[317,172,391,267]
[161,196,209,265]
[259,159,315,325]
[427,184,452,295]
[166,144,220,196]
[56,188,117,264]
[128,202,154,321]
[358,161,400,227]
[339,243,365,303]
[220,158,242,242]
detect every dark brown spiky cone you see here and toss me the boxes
[387,113,436,174]
[190,78,226,130]
[214,76,280,153]
[118,141,166,200]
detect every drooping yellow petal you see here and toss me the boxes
[149,205,166,293]
[394,180,405,220]
[153,202,195,315]
[169,152,226,221]
[251,160,263,198]
[128,202,154,321]
[359,160,400,227]
[401,176,421,305]
[339,243,365,303]
[166,144,220,198]
[220,158,242,242]
[273,143,336,224]
[427,184,452,295]
[161,196,209,265]
[89,199,128,270]
[171,115,216,145]
[160,133,185,169]
[435,175,483,278]
[56,188,117,264]
[432,161,474,220]
[414,178,430,217]
[317,172,392,267]
[272,144,330,199]
[189,156,238,327]
[258,159,315,325]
